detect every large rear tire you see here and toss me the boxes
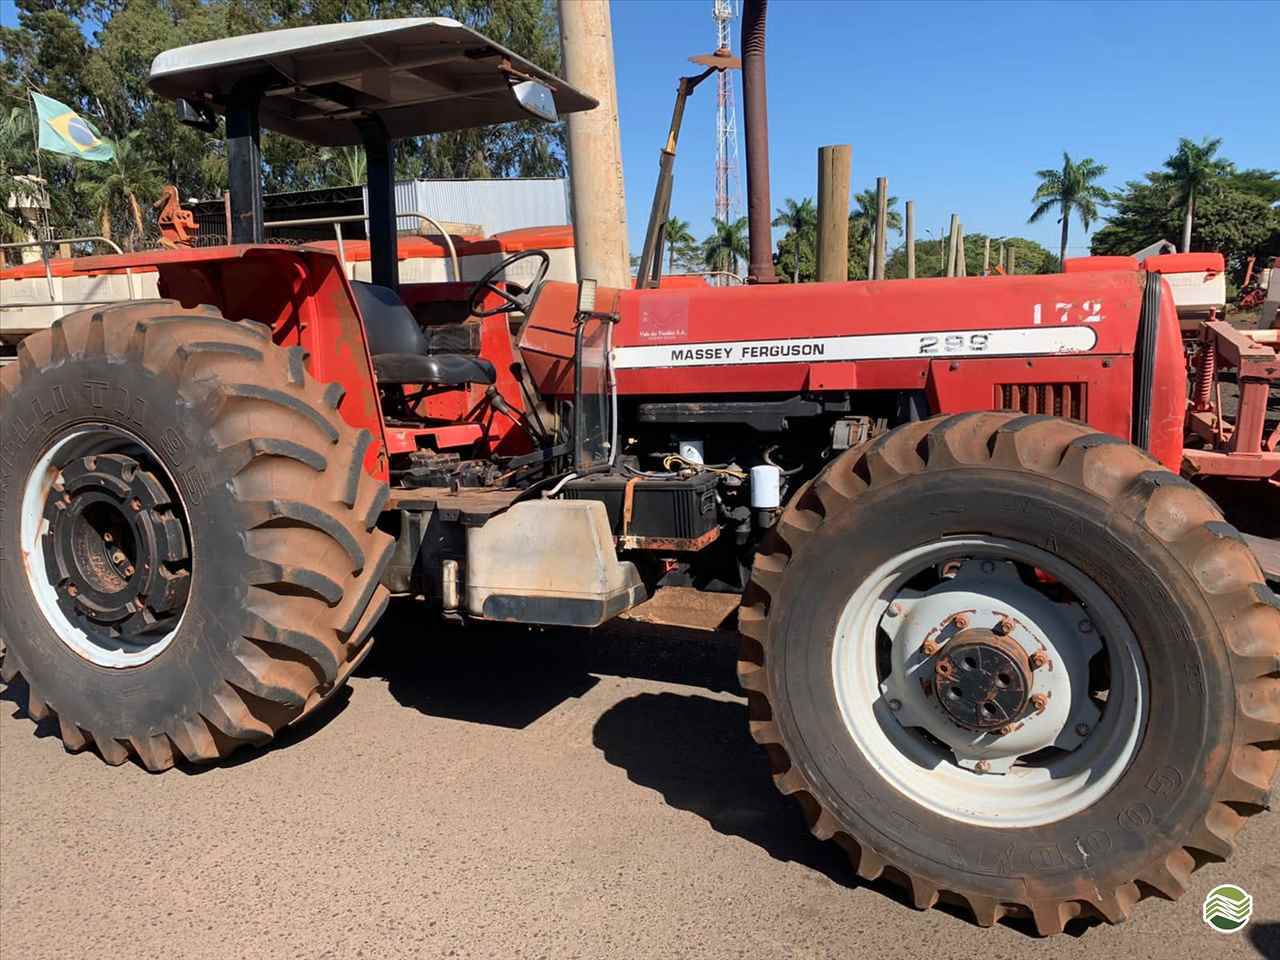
[739,413,1279,934]
[0,302,393,770]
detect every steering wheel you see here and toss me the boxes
[468,250,552,318]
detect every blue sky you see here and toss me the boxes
[609,0,1279,258]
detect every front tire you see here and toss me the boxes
[739,413,1279,934]
[0,302,393,770]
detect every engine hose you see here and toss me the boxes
[763,444,805,476]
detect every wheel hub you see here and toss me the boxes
[41,452,190,645]
[932,629,1033,731]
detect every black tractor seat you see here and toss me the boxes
[352,281,495,387]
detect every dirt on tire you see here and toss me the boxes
[0,301,393,771]
[738,412,1280,934]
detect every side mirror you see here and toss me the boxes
[511,80,557,123]
[175,98,218,133]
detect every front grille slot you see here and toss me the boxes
[995,382,1086,420]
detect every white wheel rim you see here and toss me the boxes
[831,536,1147,828]
[19,427,192,668]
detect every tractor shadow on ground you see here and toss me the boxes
[1247,922,1279,959]
[0,670,356,774]
[360,599,1072,940]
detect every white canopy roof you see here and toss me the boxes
[149,18,597,147]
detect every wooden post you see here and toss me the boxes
[983,237,991,275]
[223,191,232,240]
[998,241,1006,272]
[558,0,630,287]
[905,200,915,279]
[816,144,851,282]
[956,223,967,277]
[946,213,960,277]
[874,176,888,280]
[1008,244,1017,275]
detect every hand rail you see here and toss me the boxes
[262,211,461,281]
[1,235,137,301]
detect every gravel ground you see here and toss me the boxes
[1,591,1276,960]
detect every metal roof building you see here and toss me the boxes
[190,177,570,242]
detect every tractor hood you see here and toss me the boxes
[149,18,597,147]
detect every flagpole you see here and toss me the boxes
[25,89,54,255]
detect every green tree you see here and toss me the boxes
[1164,136,1233,252]
[885,233,1058,279]
[76,130,164,248]
[771,196,816,282]
[1091,163,1280,281]
[702,216,749,277]
[662,216,696,274]
[1028,152,1109,268]
[852,187,900,278]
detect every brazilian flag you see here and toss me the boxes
[31,92,115,163]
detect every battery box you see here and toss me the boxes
[561,471,719,546]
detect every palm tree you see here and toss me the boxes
[1163,137,1232,252]
[771,197,816,283]
[1028,152,1109,267]
[662,216,696,274]
[854,188,901,278]
[702,216,749,277]
[76,130,163,249]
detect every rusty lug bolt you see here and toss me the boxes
[1030,693,1049,715]
[1029,650,1049,670]
[922,637,941,656]
[997,724,1015,737]
[67,584,78,597]
[129,498,142,512]
[123,564,135,577]
[951,613,970,630]
[974,760,991,774]
[1074,723,1090,737]
[112,551,126,564]
[993,617,1013,636]
[103,532,113,543]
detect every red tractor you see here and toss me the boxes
[1,15,1275,937]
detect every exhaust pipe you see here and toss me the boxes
[741,0,777,283]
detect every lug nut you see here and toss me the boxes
[887,698,902,712]
[112,551,126,564]
[67,584,78,597]
[951,614,970,630]
[980,560,995,574]
[123,564,135,577]
[886,602,902,618]
[922,637,941,656]
[993,617,1013,636]
[1029,650,1049,670]
[103,532,113,543]
[1030,693,1049,715]
[129,498,142,512]
[974,760,991,773]
[1074,723,1090,737]
[1078,619,1094,634]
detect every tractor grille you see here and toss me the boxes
[994,382,1086,420]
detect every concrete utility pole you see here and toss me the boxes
[946,213,960,277]
[1008,244,1017,274]
[558,0,629,288]
[983,237,991,275]
[816,144,851,282]
[874,176,888,280]
[998,241,1006,272]
[905,200,915,279]
[956,222,967,277]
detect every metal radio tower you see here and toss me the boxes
[713,0,741,225]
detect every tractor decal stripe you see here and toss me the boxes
[611,326,1099,370]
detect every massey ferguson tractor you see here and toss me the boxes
[1,12,1276,938]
